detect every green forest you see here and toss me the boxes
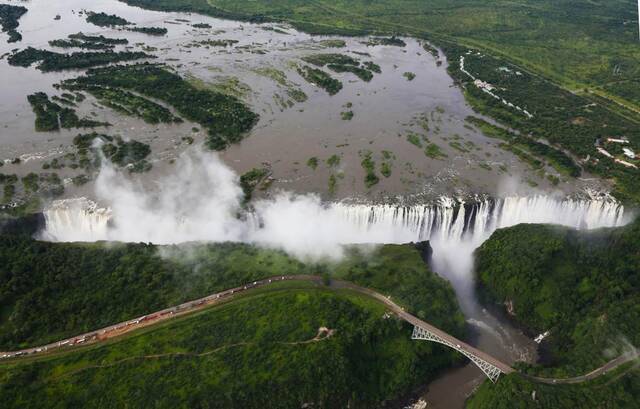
[0,4,27,43]
[63,63,259,150]
[0,233,463,350]
[49,32,129,50]
[475,218,640,377]
[8,47,152,72]
[468,367,640,409]
[445,45,640,203]
[26,92,109,132]
[0,288,460,408]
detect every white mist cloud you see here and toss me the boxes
[67,149,397,260]
[94,150,246,244]
[43,148,631,263]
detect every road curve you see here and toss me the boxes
[0,275,634,386]
[525,352,639,385]
[0,274,511,374]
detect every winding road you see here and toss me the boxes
[0,275,634,385]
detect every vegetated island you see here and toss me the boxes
[49,32,129,50]
[8,47,153,72]
[302,53,377,82]
[27,92,110,132]
[0,4,27,43]
[86,11,131,27]
[62,63,259,150]
[296,65,342,95]
[127,26,168,36]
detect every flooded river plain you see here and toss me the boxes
[0,0,608,204]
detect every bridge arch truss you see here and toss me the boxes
[411,325,504,383]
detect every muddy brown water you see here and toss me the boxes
[0,0,609,204]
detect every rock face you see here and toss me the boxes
[505,300,515,316]
[0,213,45,236]
[414,241,433,265]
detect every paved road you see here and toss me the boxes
[526,352,639,385]
[0,274,511,376]
[0,275,634,385]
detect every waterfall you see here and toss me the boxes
[42,195,630,245]
[41,198,112,242]
[330,195,628,245]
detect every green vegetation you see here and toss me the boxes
[328,173,337,194]
[468,368,640,409]
[306,156,318,170]
[86,12,131,27]
[381,162,392,178]
[466,117,581,177]
[360,151,379,188]
[239,167,269,202]
[253,67,308,103]
[27,92,109,132]
[192,22,211,29]
[302,53,358,67]
[475,219,640,377]
[340,110,354,120]
[318,39,346,48]
[297,65,342,95]
[446,45,639,202]
[0,235,463,352]
[326,154,340,167]
[188,75,251,100]
[406,132,423,148]
[0,286,461,408]
[478,162,492,172]
[8,47,151,72]
[20,173,38,193]
[0,174,18,204]
[119,0,640,118]
[363,61,381,73]
[49,33,128,50]
[403,72,416,81]
[101,138,152,172]
[0,4,27,43]
[329,63,373,82]
[197,38,238,47]
[64,64,258,150]
[127,26,168,36]
[56,132,148,172]
[424,142,447,159]
[301,53,375,82]
[85,87,182,124]
[365,37,406,47]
